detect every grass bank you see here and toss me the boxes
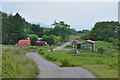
[34,41,118,78]
[2,45,39,78]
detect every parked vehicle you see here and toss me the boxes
[35,41,47,46]
[16,40,30,46]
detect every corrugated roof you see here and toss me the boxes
[76,42,83,44]
[86,40,95,44]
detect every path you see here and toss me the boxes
[53,41,72,51]
[26,52,96,78]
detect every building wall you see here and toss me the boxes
[81,42,93,51]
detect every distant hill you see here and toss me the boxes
[31,22,53,28]
[31,22,91,31]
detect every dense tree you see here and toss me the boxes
[10,13,28,44]
[1,12,77,45]
[80,21,120,48]
[2,12,28,44]
[42,35,61,46]
[51,20,71,40]
[88,21,119,42]
[77,30,90,34]
[2,12,11,44]
[29,34,38,45]
[31,24,45,38]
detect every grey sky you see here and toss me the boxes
[1,1,118,30]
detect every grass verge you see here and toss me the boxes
[2,45,39,78]
[82,65,118,78]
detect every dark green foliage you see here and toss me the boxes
[88,21,119,42]
[77,30,90,34]
[1,11,77,45]
[42,35,55,46]
[80,21,119,51]
[97,47,112,55]
[26,46,38,52]
[2,12,29,44]
[65,44,73,48]
[4,13,28,44]
[38,48,44,55]
[98,47,104,54]
[44,55,56,61]
[31,24,45,37]
[80,34,89,40]
[42,35,62,46]
[51,20,74,41]
[60,59,69,67]
[29,34,38,46]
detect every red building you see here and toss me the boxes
[75,40,96,52]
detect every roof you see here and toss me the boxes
[86,40,95,44]
[76,42,83,44]
[76,40,95,45]
[19,40,30,41]
[36,41,47,43]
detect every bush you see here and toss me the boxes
[97,47,112,55]
[61,59,69,67]
[80,34,89,40]
[40,51,44,55]
[55,43,63,46]
[42,35,55,46]
[65,45,73,48]
[26,46,37,52]
[29,34,38,46]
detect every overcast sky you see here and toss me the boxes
[1,0,119,30]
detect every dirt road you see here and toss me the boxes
[26,52,96,78]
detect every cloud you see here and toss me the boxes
[1,0,120,2]
[2,2,118,30]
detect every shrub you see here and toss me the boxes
[29,34,38,46]
[61,59,69,67]
[40,51,44,55]
[65,45,73,48]
[45,55,52,60]
[97,47,112,55]
[26,46,37,52]
[107,60,118,68]
[38,48,42,53]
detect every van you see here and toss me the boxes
[16,40,30,46]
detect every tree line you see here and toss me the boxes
[1,11,119,47]
[81,21,120,49]
[1,11,76,45]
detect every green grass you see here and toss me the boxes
[36,40,118,78]
[2,45,39,78]
[82,65,118,78]
[96,41,116,50]
[40,50,118,78]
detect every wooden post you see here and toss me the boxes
[92,43,95,52]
